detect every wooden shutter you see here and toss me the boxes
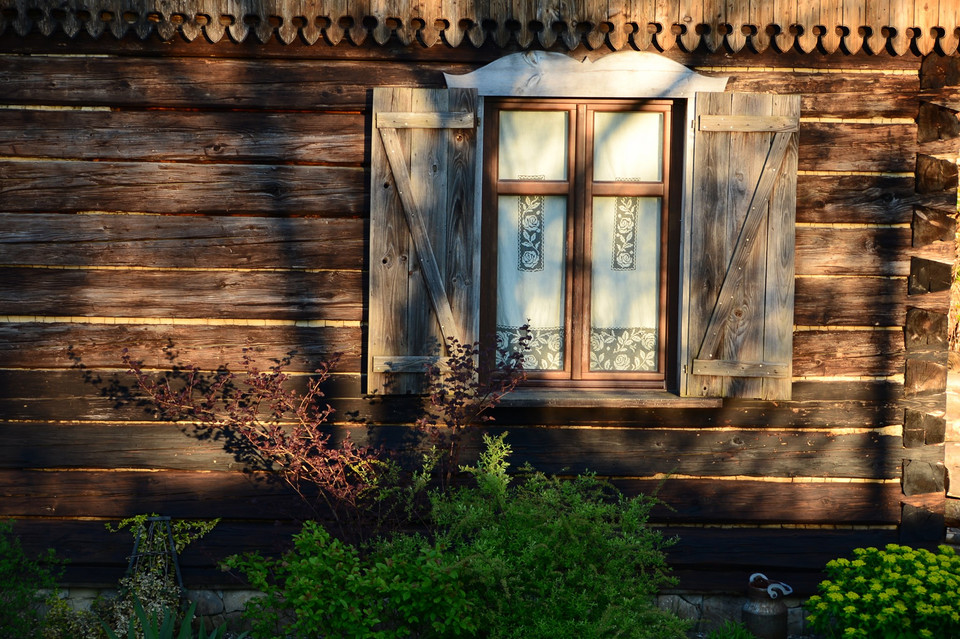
[368,88,479,394]
[683,92,800,401]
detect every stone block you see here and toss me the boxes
[657,593,701,621]
[186,589,224,616]
[702,594,743,629]
[222,589,262,615]
[63,587,103,612]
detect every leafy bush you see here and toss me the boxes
[805,543,960,638]
[124,350,384,531]
[103,599,246,639]
[0,520,62,637]
[95,514,219,638]
[429,432,688,639]
[706,619,757,639]
[43,596,107,639]
[223,521,478,639]
[417,334,528,489]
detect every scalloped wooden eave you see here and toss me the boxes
[1,0,958,55]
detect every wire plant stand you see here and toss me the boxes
[125,515,184,592]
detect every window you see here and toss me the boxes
[368,52,800,402]
[482,99,681,389]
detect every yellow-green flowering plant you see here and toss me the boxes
[805,544,960,639]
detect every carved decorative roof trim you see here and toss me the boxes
[1,0,958,55]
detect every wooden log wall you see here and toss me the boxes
[0,36,956,594]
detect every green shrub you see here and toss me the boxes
[706,619,757,639]
[42,597,107,639]
[0,520,62,637]
[805,543,960,638]
[429,432,689,639]
[103,599,246,639]
[224,521,478,639]
[96,514,219,638]
[225,433,687,639]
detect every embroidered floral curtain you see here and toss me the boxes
[494,109,661,372]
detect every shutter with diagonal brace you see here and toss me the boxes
[683,92,800,401]
[368,88,479,394]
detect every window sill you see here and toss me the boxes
[496,389,722,408]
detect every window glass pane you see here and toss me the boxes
[593,112,662,182]
[590,196,660,372]
[496,194,566,371]
[498,111,568,181]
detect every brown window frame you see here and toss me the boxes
[480,98,684,390]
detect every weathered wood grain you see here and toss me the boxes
[0,469,313,520]
[909,256,953,296]
[0,110,366,164]
[799,122,917,173]
[3,165,935,225]
[0,213,365,269]
[793,330,904,377]
[0,416,907,478]
[0,161,365,216]
[0,268,362,320]
[720,71,920,119]
[0,30,922,70]
[796,175,956,225]
[0,51,921,118]
[795,226,911,277]
[368,88,479,394]
[904,307,949,351]
[794,275,911,326]
[0,370,906,428]
[0,322,363,371]
[629,478,903,524]
[917,102,960,144]
[0,56,469,109]
[0,470,902,524]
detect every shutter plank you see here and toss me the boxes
[762,95,800,400]
[368,88,478,394]
[687,92,800,401]
[688,92,733,398]
[370,88,413,394]
[694,131,792,371]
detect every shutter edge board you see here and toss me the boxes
[376,112,475,129]
[698,115,799,133]
[692,359,791,378]
[372,355,450,373]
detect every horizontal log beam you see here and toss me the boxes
[0,373,906,428]
[0,161,364,216]
[0,110,365,165]
[0,267,361,320]
[793,329,904,378]
[0,322,362,372]
[0,213,364,270]
[0,56,463,110]
[0,417,907,478]
[795,175,954,225]
[0,470,903,525]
